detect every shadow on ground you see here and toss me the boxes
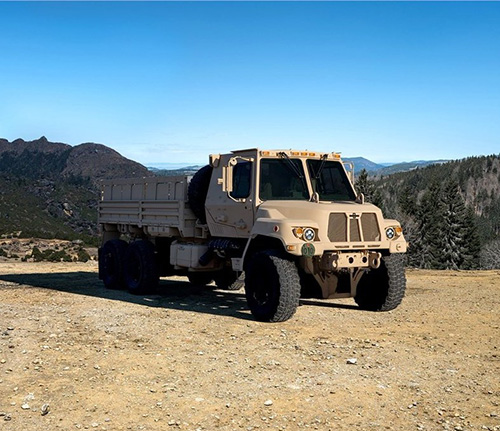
[0,271,359,321]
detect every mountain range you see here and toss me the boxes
[0,137,497,256]
[147,157,446,176]
[0,137,150,243]
[342,157,448,176]
[0,136,149,182]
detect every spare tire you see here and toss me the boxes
[188,165,213,224]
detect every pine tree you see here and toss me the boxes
[435,180,481,270]
[461,206,481,269]
[399,185,417,215]
[355,169,374,198]
[355,169,385,211]
[439,180,468,270]
[418,183,445,269]
[397,185,420,267]
[410,180,481,270]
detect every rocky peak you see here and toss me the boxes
[0,136,70,155]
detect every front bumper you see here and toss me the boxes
[284,238,407,270]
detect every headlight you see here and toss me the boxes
[385,226,402,240]
[293,227,316,242]
[303,228,315,242]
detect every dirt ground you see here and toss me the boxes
[0,262,499,431]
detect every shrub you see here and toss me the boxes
[76,248,90,262]
[30,246,72,262]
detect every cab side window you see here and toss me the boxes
[230,161,252,199]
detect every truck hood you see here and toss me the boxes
[256,200,383,222]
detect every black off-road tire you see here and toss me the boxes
[245,250,301,322]
[124,240,159,294]
[188,165,213,224]
[355,253,406,311]
[187,272,214,286]
[99,239,128,290]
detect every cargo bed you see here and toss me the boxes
[98,176,201,238]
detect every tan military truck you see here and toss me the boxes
[98,149,407,322]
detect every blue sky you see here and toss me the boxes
[1,2,499,166]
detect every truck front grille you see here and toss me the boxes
[328,213,347,242]
[328,212,381,242]
[361,213,381,241]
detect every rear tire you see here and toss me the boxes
[245,250,301,322]
[355,253,406,311]
[99,239,128,289]
[124,240,159,294]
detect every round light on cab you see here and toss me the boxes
[303,228,315,242]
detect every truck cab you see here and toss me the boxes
[196,149,407,321]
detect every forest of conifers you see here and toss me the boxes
[356,154,500,269]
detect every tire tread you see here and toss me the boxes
[355,253,406,312]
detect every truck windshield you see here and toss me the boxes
[307,160,357,201]
[259,158,309,201]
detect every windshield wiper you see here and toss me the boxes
[313,154,328,180]
[278,152,309,195]
[278,152,305,180]
[309,154,328,202]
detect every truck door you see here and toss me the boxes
[205,156,256,238]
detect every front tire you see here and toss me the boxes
[355,253,406,311]
[124,240,159,294]
[245,250,301,322]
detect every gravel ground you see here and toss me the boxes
[0,262,499,431]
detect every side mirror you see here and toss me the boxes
[342,161,355,184]
[356,193,365,204]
